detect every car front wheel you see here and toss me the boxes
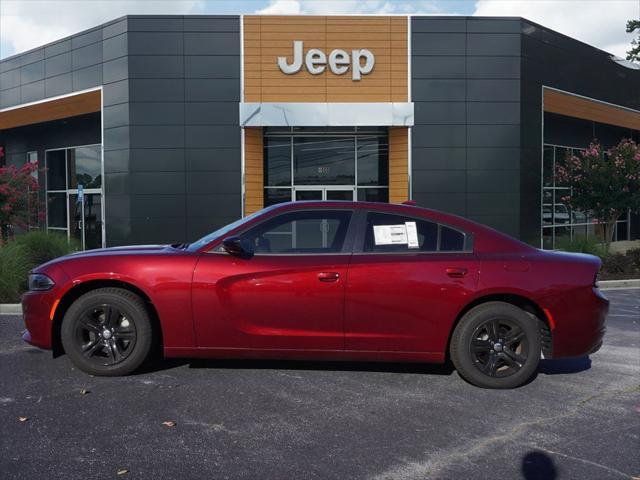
[450,302,542,389]
[61,288,153,376]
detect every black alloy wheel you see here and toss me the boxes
[450,302,542,389]
[61,288,153,376]
[74,304,137,366]
[469,317,528,378]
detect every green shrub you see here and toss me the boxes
[627,248,640,269]
[0,231,79,302]
[603,252,635,275]
[12,230,79,268]
[555,235,606,259]
[0,242,30,303]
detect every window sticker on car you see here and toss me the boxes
[405,222,419,248]
[373,224,408,245]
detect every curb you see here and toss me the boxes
[0,304,22,315]
[599,279,640,290]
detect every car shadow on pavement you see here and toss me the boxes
[538,356,592,375]
[137,357,456,376]
[188,358,457,376]
[136,356,589,378]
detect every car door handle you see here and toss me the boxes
[318,272,340,282]
[446,267,468,278]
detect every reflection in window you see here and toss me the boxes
[242,210,353,254]
[294,137,356,186]
[264,137,291,187]
[68,145,101,189]
[47,193,67,228]
[263,128,389,207]
[541,144,630,249]
[46,149,66,191]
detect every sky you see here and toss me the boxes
[0,0,638,60]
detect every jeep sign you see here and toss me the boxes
[277,41,375,81]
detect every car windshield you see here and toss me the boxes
[187,206,275,252]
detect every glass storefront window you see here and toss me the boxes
[357,188,388,203]
[264,128,389,207]
[541,144,631,248]
[46,149,66,191]
[47,193,67,229]
[294,137,356,186]
[68,145,101,189]
[264,188,292,207]
[264,137,291,187]
[357,136,389,186]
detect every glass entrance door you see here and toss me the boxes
[69,192,103,250]
[45,144,104,249]
[294,187,355,201]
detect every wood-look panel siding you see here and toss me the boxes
[388,127,409,203]
[244,127,264,216]
[0,90,101,130]
[544,88,640,130]
[243,16,408,103]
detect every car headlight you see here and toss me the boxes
[28,273,55,291]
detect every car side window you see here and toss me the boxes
[241,210,353,254]
[363,212,468,253]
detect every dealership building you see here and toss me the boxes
[0,14,638,249]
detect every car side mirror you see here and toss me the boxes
[221,236,253,257]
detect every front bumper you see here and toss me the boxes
[21,290,56,350]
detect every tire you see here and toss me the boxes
[61,288,153,376]
[450,302,541,389]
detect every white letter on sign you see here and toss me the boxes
[328,49,349,75]
[305,48,327,75]
[278,40,303,74]
[352,49,375,81]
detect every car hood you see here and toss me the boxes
[34,245,176,271]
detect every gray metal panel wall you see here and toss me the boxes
[104,15,241,246]
[411,17,522,238]
[1,15,242,247]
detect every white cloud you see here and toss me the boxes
[473,0,637,58]
[258,0,444,15]
[0,0,205,58]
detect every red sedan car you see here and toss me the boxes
[22,201,608,388]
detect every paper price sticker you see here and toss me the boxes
[405,221,419,248]
[373,222,420,248]
[373,224,407,245]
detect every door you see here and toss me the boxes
[69,191,103,250]
[344,211,479,353]
[192,209,355,351]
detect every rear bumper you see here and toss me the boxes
[548,287,609,358]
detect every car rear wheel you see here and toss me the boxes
[450,302,541,389]
[61,288,153,376]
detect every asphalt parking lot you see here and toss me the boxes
[1,289,639,480]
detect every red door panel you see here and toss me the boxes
[345,253,479,353]
[192,253,348,350]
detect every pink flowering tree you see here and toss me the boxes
[555,139,640,252]
[0,154,42,244]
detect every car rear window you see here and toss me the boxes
[363,212,468,253]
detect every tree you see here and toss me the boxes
[555,139,640,252]
[627,19,640,63]
[0,161,41,244]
